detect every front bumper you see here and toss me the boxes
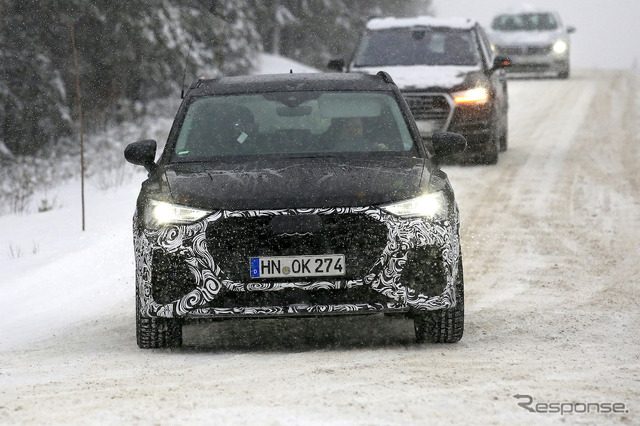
[403,92,494,146]
[134,206,461,319]
[496,47,568,77]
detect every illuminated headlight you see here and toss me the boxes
[553,40,568,54]
[380,192,448,219]
[144,200,211,227]
[452,87,489,105]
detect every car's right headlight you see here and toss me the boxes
[380,192,448,220]
[143,200,211,228]
[553,40,568,54]
[452,87,489,105]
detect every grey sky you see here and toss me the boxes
[430,0,640,70]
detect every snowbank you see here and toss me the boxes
[254,53,320,74]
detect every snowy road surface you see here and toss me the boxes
[1,69,639,424]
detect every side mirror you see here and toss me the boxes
[124,139,157,173]
[493,55,512,70]
[327,59,346,72]
[432,132,466,159]
[567,26,576,34]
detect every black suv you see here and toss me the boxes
[125,72,466,348]
[330,16,511,164]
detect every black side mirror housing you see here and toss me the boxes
[432,132,467,160]
[493,55,512,70]
[124,139,158,174]
[327,59,346,72]
[567,26,576,34]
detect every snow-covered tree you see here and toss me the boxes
[252,0,432,69]
[0,0,429,157]
[0,0,261,156]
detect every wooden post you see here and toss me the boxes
[69,22,85,231]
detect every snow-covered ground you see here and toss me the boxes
[1,56,639,424]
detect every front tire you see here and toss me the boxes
[136,288,182,349]
[499,116,508,152]
[480,130,499,165]
[477,112,500,164]
[413,261,464,343]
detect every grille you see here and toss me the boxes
[498,45,553,56]
[206,213,389,282]
[526,45,553,55]
[508,63,551,73]
[498,46,523,56]
[403,94,451,121]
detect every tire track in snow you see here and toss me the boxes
[447,71,597,311]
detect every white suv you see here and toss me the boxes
[488,7,575,79]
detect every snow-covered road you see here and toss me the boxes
[1,69,639,425]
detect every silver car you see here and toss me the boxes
[488,8,575,79]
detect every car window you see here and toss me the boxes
[353,28,481,67]
[491,13,558,31]
[172,91,417,160]
[475,26,493,65]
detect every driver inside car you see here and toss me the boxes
[329,117,388,152]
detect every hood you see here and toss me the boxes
[489,29,565,46]
[352,66,481,91]
[162,156,430,211]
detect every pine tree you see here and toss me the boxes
[0,0,261,156]
[251,0,432,69]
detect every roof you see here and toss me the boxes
[495,3,560,16]
[188,72,396,96]
[366,16,477,31]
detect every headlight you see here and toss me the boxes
[144,200,211,227]
[553,40,568,54]
[452,87,489,105]
[380,192,448,219]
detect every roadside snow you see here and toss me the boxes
[254,53,320,74]
[0,179,143,351]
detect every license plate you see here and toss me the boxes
[250,255,345,278]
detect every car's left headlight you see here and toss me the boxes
[553,40,568,54]
[144,199,211,227]
[380,192,448,219]
[452,87,489,105]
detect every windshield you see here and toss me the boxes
[171,91,417,161]
[352,28,480,67]
[491,13,558,31]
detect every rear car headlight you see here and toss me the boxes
[380,192,448,219]
[144,200,211,227]
[553,40,568,54]
[452,87,489,105]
